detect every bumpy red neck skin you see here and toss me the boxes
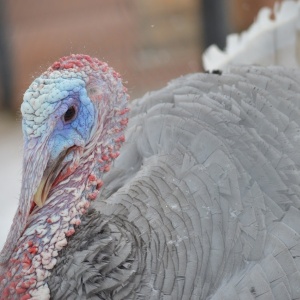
[0,55,129,300]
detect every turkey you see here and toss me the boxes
[2,3,300,300]
[1,55,300,300]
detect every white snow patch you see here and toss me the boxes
[0,114,22,249]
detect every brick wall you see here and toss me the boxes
[4,0,201,110]
[229,0,282,31]
[1,1,282,111]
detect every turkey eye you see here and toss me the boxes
[64,106,77,122]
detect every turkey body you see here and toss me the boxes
[48,65,300,299]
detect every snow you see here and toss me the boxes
[0,113,22,249]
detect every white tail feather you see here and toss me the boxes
[203,0,300,70]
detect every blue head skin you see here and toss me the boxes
[21,76,96,208]
[47,85,95,162]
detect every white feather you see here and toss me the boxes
[203,0,300,70]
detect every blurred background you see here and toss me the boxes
[0,0,282,246]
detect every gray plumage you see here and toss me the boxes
[47,65,300,299]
